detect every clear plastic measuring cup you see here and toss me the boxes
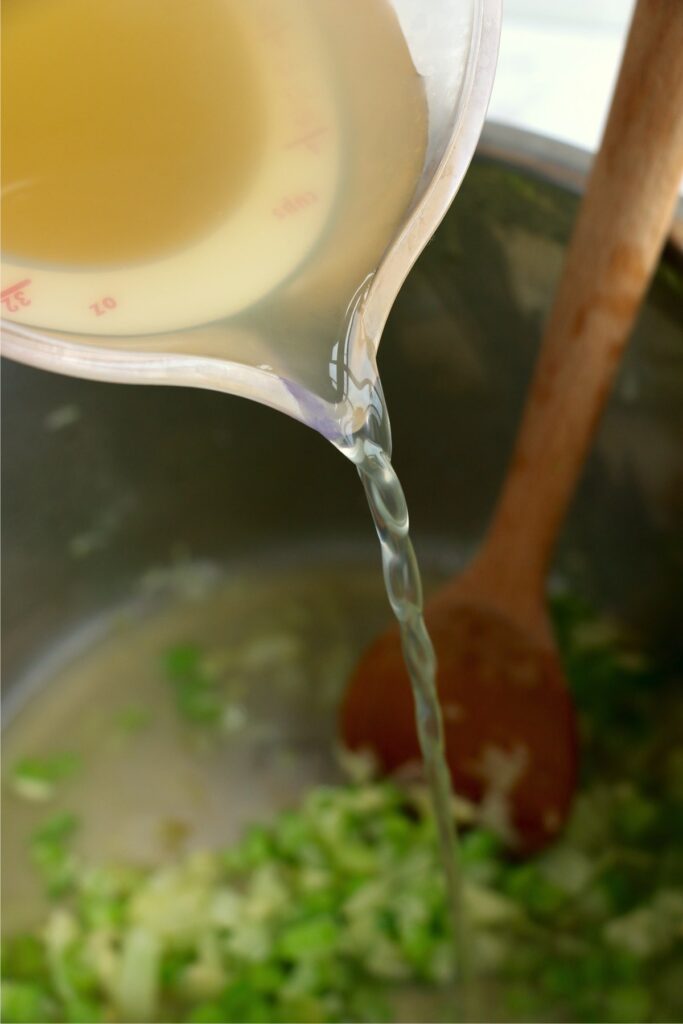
[1,0,501,443]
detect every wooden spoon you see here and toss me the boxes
[342,0,683,853]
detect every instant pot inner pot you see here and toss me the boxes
[2,126,682,1023]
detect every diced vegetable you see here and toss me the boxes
[2,593,682,1022]
[1,981,56,1023]
[115,927,160,1022]
[162,644,223,726]
[29,813,80,899]
[11,754,81,802]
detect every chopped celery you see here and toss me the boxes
[11,753,81,802]
[605,985,652,1024]
[32,813,80,845]
[162,644,202,678]
[115,927,160,1022]
[162,644,222,726]
[1,981,56,1023]
[3,594,682,1022]
[2,935,48,982]
[29,813,80,899]
[277,916,340,960]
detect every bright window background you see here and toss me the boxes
[488,0,636,153]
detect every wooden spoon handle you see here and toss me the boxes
[477,0,683,601]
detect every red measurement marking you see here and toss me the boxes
[1,278,31,299]
[90,296,117,316]
[1,278,32,313]
[273,191,318,219]
[285,126,328,154]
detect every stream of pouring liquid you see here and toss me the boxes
[2,0,471,1006]
[338,367,471,1010]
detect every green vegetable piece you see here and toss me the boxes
[32,812,80,845]
[347,985,393,1024]
[459,829,501,864]
[605,984,652,1023]
[504,864,566,917]
[245,962,286,994]
[504,982,542,1018]
[576,948,621,989]
[273,811,312,858]
[162,644,222,726]
[214,979,274,1023]
[399,923,438,974]
[1,935,48,983]
[30,813,80,898]
[116,927,160,1023]
[76,867,133,929]
[376,811,412,848]
[273,996,326,1024]
[1,981,56,1024]
[610,949,641,982]
[241,826,275,867]
[163,644,202,678]
[179,682,215,720]
[540,959,577,998]
[614,793,658,842]
[297,888,338,917]
[160,948,195,990]
[63,995,102,1024]
[48,937,100,1012]
[175,681,222,726]
[599,865,639,915]
[12,753,81,802]
[278,915,339,959]
[186,1002,226,1023]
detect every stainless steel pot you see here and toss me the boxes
[2,124,682,695]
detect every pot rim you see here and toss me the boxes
[480,121,683,253]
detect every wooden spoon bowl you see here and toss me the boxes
[342,598,577,853]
